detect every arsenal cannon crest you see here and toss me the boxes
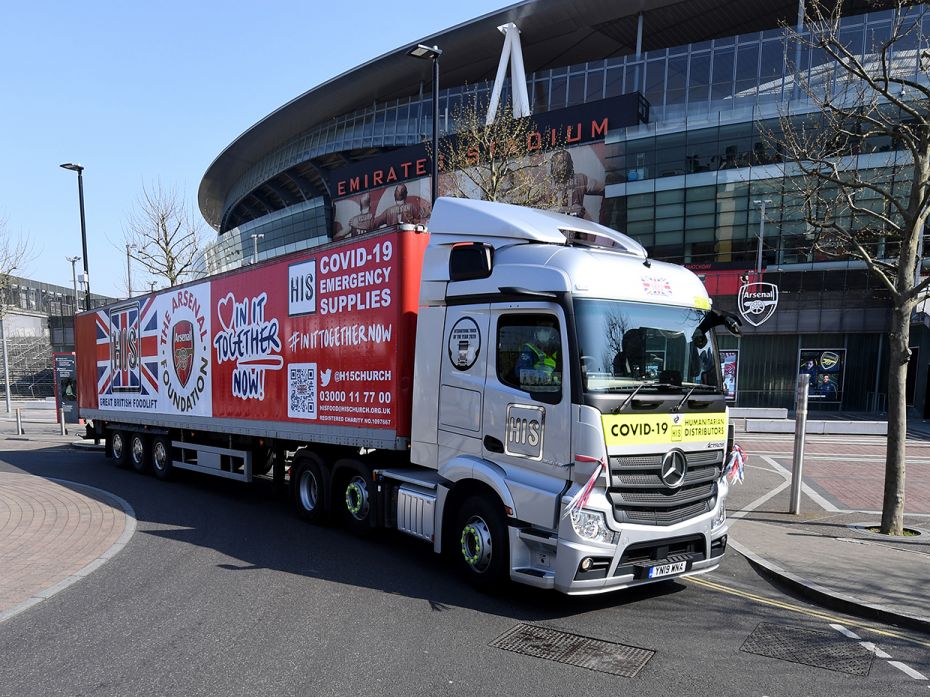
[737,282,778,327]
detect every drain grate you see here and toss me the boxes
[741,622,873,676]
[490,623,654,677]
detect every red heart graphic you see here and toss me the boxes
[217,293,235,332]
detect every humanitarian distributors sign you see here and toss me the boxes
[75,230,428,436]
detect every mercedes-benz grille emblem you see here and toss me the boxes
[660,449,688,489]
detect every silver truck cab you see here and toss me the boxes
[410,198,730,594]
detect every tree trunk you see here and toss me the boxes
[881,303,909,536]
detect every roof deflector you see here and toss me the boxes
[427,197,647,258]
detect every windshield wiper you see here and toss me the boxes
[614,384,644,412]
[673,385,697,412]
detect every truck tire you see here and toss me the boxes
[453,495,509,589]
[292,456,326,523]
[110,431,130,469]
[129,433,150,474]
[335,460,374,535]
[151,436,174,481]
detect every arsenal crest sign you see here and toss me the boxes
[738,282,779,327]
[172,320,195,388]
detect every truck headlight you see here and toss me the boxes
[712,495,727,529]
[570,510,618,545]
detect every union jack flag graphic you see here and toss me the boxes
[96,297,159,396]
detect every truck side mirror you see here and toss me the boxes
[449,243,493,281]
[723,313,742,337]
[698,310,742,337]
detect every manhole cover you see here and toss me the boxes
[490,623,654,677]
[741,623,873,675]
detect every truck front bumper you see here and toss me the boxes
[508,506,728,595]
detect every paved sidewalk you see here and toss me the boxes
[728,428,930,632]
[0,472,135,622]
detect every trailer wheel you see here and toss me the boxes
[110,431,130,469]
[151,437,174,481]
[129,433,150,474]
[292,456,326,523]
[453,496,509,589]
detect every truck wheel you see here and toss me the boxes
[453,496,509,589]
[336,462,374,535]
[129,433,150,474]
[110,431,130,469]
[292,456,326,523]
[151,437,174,481]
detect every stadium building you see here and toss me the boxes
[198,0,929,415]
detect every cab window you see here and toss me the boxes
[496,314,562,404]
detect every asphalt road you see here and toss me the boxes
[0,440,927,697]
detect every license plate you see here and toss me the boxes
[647,561,687,579]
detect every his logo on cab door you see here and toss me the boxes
[504,404,545,460]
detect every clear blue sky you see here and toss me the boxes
[0,1,510,298]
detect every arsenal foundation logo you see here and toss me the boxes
[159,286,211,414]
[172,320,195,388]
[738,282,779,327]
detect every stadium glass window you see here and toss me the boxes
[550,76,567,109]
[690,53,712,104]
[568,73,586,106]
[586,69,604,102]
[734,43,759,96]
[710,48,734,101]
[605,67,621,98]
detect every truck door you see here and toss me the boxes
[482,307,572,530]
[437,304,491,458]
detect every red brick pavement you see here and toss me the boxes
[0,473,130,616]
[737,435,930,513]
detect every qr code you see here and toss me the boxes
[288,362,317,419]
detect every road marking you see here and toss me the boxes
[750,451,930,463]
[830,624,895,659]
[758,455,839,512]
[888,661,928,680]
[729,479,790,520]
[688,576,930,650]
[830,623,860,639]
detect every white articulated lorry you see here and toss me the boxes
[77,197,739,594]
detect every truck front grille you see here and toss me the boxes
[608,451,721,526]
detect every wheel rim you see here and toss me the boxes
[344,476,369,520]
[153,441,167,471]
[112,433,124,459]
[460,515,493,573]
[131,437,145,465]
[299,469,319,512]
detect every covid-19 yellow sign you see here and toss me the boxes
[602,413,727,446]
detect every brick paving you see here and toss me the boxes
[0,472,130,617]
[736,435,930,513]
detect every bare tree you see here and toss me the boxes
[768,1,929,535]
[0,217,32,316]
[124,181,205,288]
[431,98,564,208]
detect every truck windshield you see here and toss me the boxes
[574,298,720,393]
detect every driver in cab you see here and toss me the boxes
[516,325,561,389]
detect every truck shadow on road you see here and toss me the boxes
[0,444,688,622]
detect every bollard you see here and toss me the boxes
[15,407,23,435]
[790,373,809,514]
[59,407,67,436]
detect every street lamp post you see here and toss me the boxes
[753,199,774,278]
[251,233,264,265]
[407,43,443,204]
[66,256,81,312]
[60,163,91,309]
[126,243,136,297]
